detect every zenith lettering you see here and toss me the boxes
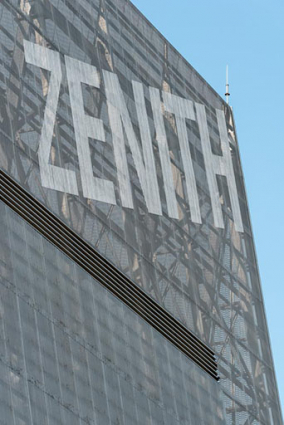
[23,40,243,232]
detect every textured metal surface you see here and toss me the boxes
[0,0,283,424]
[0,168,220,381]
[0,201,224,425]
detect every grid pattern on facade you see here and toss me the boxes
[0,201,225,425]
[0,168,220,381]
[0,0,283,424]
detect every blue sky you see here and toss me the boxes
[131,0,284,412]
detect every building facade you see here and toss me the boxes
[0,0,282,424]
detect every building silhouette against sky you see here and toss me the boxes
[0,0,282,424]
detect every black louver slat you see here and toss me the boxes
[0,169,219,381]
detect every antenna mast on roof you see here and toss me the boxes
[225,65,230,104]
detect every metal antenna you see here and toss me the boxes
[225,65,230,104]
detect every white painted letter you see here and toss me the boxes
[103,71,162,215]
[24,41,78,195]
[149,88,179,219]
[65,57,116,204]
[196,104,243,232]
[163,92,201,224]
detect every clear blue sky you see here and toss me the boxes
[131,0,284,412]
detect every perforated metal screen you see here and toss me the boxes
[0,0,282,424]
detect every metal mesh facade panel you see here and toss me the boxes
[0,0,282,424]
[0,169,220,380]
[0,201,223,425]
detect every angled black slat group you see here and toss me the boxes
[0,169,219,381]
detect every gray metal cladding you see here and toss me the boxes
[0,201,224,425]
[0,168,220,381]
[0,0,283,424]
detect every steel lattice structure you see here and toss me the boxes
[0,0,282,424]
